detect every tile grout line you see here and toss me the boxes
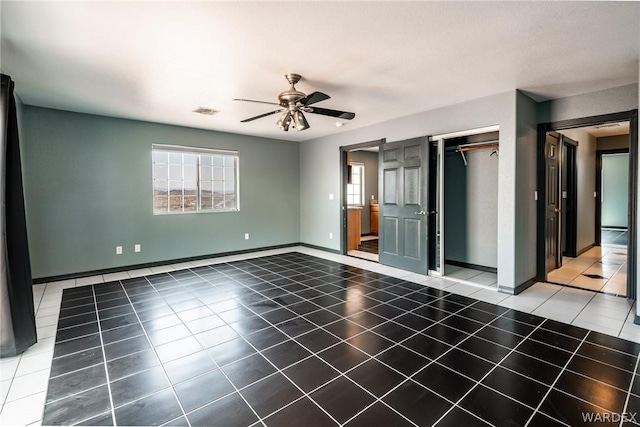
[429,314,553,427]
[568,291,600,325]
[192,257,430,425]
[618,303,636,337]
[143,268,272,427]
[90,286,117,425]
[618,349,640,427]
[522,329,590,427]
[0,281,55,422]
[187,260,389,425]
[118,278,195,427]
[46,285,119,425]
[338,300,502,426]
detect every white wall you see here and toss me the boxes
[300,91,521,292]
[598,135,630,151]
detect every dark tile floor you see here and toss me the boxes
[43,252,640,426]
[357,238,378,254]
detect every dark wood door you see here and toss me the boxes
[545,132,561,273]
[379,137,429,274]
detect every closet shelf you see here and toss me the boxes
[447,140,499,166]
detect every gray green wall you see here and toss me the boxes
[350,150,379,234]
[602,153,629,228]
[444,149,498,269]
[20,106,300,279]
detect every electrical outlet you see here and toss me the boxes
[329,232,333,239]
[245,233,250,240]
[116,246,123,255]
[329,193,334,200]
[134,244,141,253]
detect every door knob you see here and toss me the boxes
[414,211,427,216]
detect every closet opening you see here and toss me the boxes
[431,127,500,288]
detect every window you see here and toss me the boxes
[347,163,365,206]
[152,145,239,214]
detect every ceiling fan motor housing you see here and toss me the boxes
[236,72,355,131]
[279,74,305,107]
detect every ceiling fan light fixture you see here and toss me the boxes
[277,111,292,131]
[293,110,309,131]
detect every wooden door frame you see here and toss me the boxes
[536,110,638,300]
[339,139,385,255]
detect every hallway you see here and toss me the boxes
[547,245,627,296]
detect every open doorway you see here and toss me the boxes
[342,142,381,262]
[539,113,637,298]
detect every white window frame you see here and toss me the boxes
[152,144,240,215]
[347,162,365,206]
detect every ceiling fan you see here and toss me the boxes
[234,73,355,132]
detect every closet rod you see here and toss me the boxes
[458,144,497,153]
[444,139,500,152]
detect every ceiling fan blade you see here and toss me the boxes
[234,98,281,106]
[299,91,330,106]
[241,109,284,123]
[307,107,355,120]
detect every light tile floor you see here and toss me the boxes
[444,265,498,288]
[547,245,628,296]
[2,245,640,426]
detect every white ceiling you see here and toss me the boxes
[1,1,639,142]
[583,121,630,138]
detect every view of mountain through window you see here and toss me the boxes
[152,145,239,214]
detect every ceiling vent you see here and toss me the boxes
[193,107,219,116]
[595,123,620,129]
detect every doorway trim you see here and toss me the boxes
[339,139,385,255]
[536,109,638,299]
[562,135,579,258]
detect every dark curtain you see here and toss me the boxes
[0,74,36,357]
